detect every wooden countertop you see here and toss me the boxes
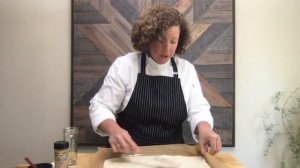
[76,144,245,168]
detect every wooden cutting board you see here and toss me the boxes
[76,144,245,168]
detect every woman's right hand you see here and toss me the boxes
[99,119,140,154]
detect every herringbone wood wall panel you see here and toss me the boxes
[72,0,234,146]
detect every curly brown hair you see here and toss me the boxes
[131,5,191,55]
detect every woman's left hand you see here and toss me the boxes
[196,121,222,156]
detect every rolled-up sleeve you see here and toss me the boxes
[89,58,126,136]
[185,66,213,142]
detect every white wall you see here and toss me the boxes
[230,0,300,167]
[0,0,71,167]
[0,0,299,167]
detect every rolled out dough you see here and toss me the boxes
[104,154,210,168]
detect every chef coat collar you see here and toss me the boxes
[146,53,174,70]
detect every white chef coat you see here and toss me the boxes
[89,52,213,141]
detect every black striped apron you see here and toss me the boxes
[117,53,187,145]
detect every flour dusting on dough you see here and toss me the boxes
[104,154,210,168]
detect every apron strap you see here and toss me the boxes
[170,57,178,78]
[141,53,146,74]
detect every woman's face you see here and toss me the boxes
[148,26,180,64]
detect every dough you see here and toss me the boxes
[104,154,210,168]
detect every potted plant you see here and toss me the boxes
[262,87,300,168]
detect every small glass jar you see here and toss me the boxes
[54,141,69,168]
[64,127,78,167]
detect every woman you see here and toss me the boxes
[89,5,221,155]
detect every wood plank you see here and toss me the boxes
[127,0,156,11]
[73,77,106,106]
[221,92,233,104]
[174,0,193,24]
[193,0,232,23]
[91,0,111,22]
[210,0,233,11]
[211,107,233,144]
[211,109,233,129]
[187,23,210,49]
[199,10,232,23]
[198,75,232,107]
[73,79,100,103]
[73,106,89,118]
[72,115,92,128]
[206,78,233,92]
[193,0,215,23]
[175,0,193,14]
[208,36,233,51]
[74,39,101,55]
[76,25,126,62]
[194,51,233,65]
[74,56,110,66]
[75,25,118,62]
[93,24,134,56]
[196,64,233,78]
[74,65,110,79]
[74,0,108,24]
[183,23,231,63]
[111,0,139,24]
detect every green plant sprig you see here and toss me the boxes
[262,87,300,167]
